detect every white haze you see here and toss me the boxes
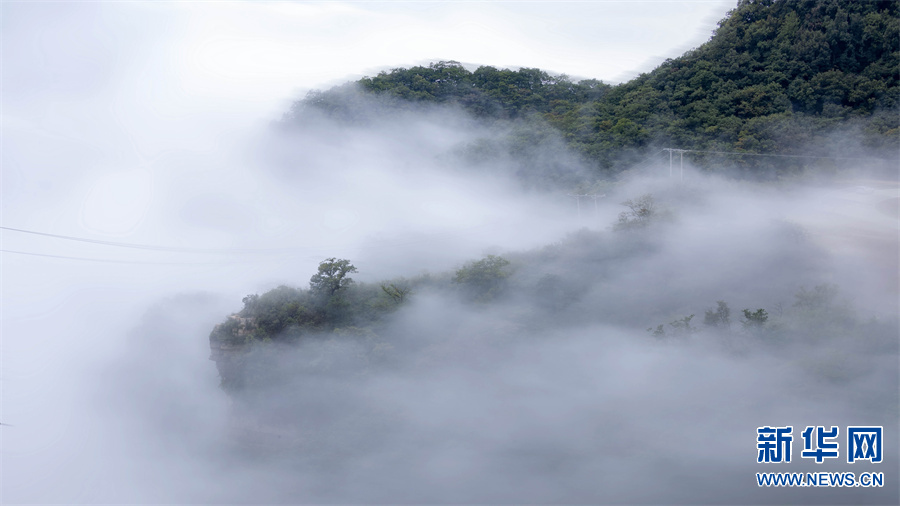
[2,2,898,505]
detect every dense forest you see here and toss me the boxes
[212,0,900,387]
[196,3,900,500]
[209,191,896,392]
[284,0,899,179]
[206,10,899,499]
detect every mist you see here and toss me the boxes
[3,2,898,505]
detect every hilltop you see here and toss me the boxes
[284,0,898,179]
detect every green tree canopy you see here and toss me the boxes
[284,0,899,179]
[310,258,358,297]
[453,255,513,302]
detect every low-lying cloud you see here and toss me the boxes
[3,84,898,505]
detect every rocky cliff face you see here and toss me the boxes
[208,314,256,391]
[207,305,410,456]
[209,315,306,451]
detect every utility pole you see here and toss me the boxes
[590,194,606,217]
[569,193,582,220]
[663,148,687,182]
[668,149,673,178]
[568,193,606,221]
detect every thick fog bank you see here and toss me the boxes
[94,180,900,503]
[87,287,898,504]
[3,94,898,504]
[194,172,898,505]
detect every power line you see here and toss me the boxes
[659,147,897,182]
[567,193,606,220]
[0,226,300,255]
[0,248,265,265]
[662,148,686,182]
[0,248,330,265]
[0,224,509,264]
[664,148,894,161]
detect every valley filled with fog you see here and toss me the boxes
[4,93,897,504]
[2,2,897,505]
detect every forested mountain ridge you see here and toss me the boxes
[284,0,899,178]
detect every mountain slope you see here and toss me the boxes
[284,0,899,178]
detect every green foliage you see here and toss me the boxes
[615,194,657,230]
[669,314,696,336]
[241,293,259,312]
[310,258,358,298]
[793,283,839,311]
[646,314,697,337]
[648,324,667,337]
[222,259,388,344]
[381,280,412,304]
[215,317,244,345]
[786,283,856,338]
[704,300,732,328]
[647,284,875,344]
[239,285,318,340]
[453,254,513,302]
[741,308,769,330]
[355,61,610,120]
[284,1,899,178]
